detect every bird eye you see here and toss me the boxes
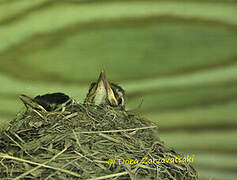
[117,98,123,105]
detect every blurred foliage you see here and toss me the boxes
[0,0,237,179]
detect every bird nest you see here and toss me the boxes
[0,102,198,179]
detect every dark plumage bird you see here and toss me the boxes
[19,93,71,112]
[84,70,126,109]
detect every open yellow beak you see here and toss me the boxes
[95,70,118,106]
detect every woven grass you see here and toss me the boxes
[0,101,198,179]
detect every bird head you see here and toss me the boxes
[19,94,48,113]
[84,70,126,108]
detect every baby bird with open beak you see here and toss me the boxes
[84,70,126,109]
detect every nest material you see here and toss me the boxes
[0,102,198,179]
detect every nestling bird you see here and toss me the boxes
[19,93,72,112]
[84,70,126,109]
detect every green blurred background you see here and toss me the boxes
[0,0,237,179]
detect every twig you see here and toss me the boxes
[73,130,88,154]
[14,146,68,180]
[87,171,129,180]
[4,132,33,158]
[76,126,157,134]
[45,158,80,180]
[13,133,25,144]
[63,112,78,120]
[99,133,122,144]
[74,151,93,163]
[0,153,81,178]
[4,132,23,150]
